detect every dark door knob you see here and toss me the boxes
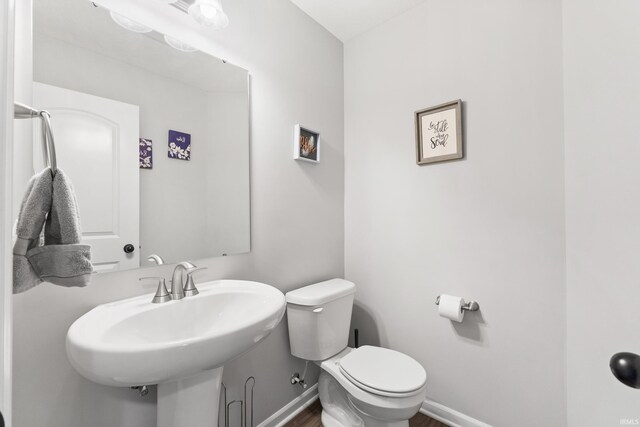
[610,352,640,389]
[123,244,135,254]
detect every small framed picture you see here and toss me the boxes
[294,125,320,163]
[415,100,463,165]
[139,138,152,169]
[168,129,191,161]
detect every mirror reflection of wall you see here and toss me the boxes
[31,0,250,272]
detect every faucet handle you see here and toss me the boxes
[184,267,207,297]
[140,277,171,304]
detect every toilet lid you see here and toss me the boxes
[339,346,427,395]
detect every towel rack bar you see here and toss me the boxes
[14,102,40,119]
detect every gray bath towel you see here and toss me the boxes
[13,168,93,293]
[45,169,82,245]
[12,169,52,293]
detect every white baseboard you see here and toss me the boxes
[257,384,319,427]
[256,386,490,427]
[420,399,493,427]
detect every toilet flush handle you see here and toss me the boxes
[313,307,323,313]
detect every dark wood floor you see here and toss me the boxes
[285,399,447,427]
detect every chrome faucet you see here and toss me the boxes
[147,254,165,265]
[139,261,205,304]
[170,261,196,300]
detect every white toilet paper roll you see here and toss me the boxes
[438,295,465,322]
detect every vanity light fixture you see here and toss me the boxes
[188,0,229,29]
[109,11,153,33]
[105,0,228,53]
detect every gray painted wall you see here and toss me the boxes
[344,0,566,426]
[564,0,640,425]
[12,0,343,425]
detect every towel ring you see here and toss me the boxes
[14,102,58,175]
[39,111,57,174]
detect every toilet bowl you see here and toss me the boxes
[318,347,427,427]
[285,279,427,427]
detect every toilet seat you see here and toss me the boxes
[338,346,427,398]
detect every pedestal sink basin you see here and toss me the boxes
[66,280,286,427]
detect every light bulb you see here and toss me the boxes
[199,4,218,19]
[109,11,153,33]
[212,10,229,29]
[188,0,228,28]
[163,35,198,53]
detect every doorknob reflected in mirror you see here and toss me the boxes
[123,244,135,254]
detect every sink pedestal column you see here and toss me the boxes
[157,367,224,427]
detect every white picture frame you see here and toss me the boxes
[294,124,321,163]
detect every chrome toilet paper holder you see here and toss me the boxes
[435,295,480,312]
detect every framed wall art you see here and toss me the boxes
[139,138,152,169]
[168,129,191,161]
[294,124,320,163]
[415,100,463,165]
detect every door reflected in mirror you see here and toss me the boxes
[31,0,250,272]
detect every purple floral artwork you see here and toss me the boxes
[168,130,191,161]
[139,138,152,169]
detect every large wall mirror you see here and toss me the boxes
[30,0,250,272]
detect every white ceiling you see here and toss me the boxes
[289,0,428,42]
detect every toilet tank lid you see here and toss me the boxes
[286,279,356,306]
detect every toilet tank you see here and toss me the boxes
[285,279,356,361]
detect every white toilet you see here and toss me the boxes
[285,279,427,427]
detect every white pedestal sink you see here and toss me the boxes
[66,280,286,427]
